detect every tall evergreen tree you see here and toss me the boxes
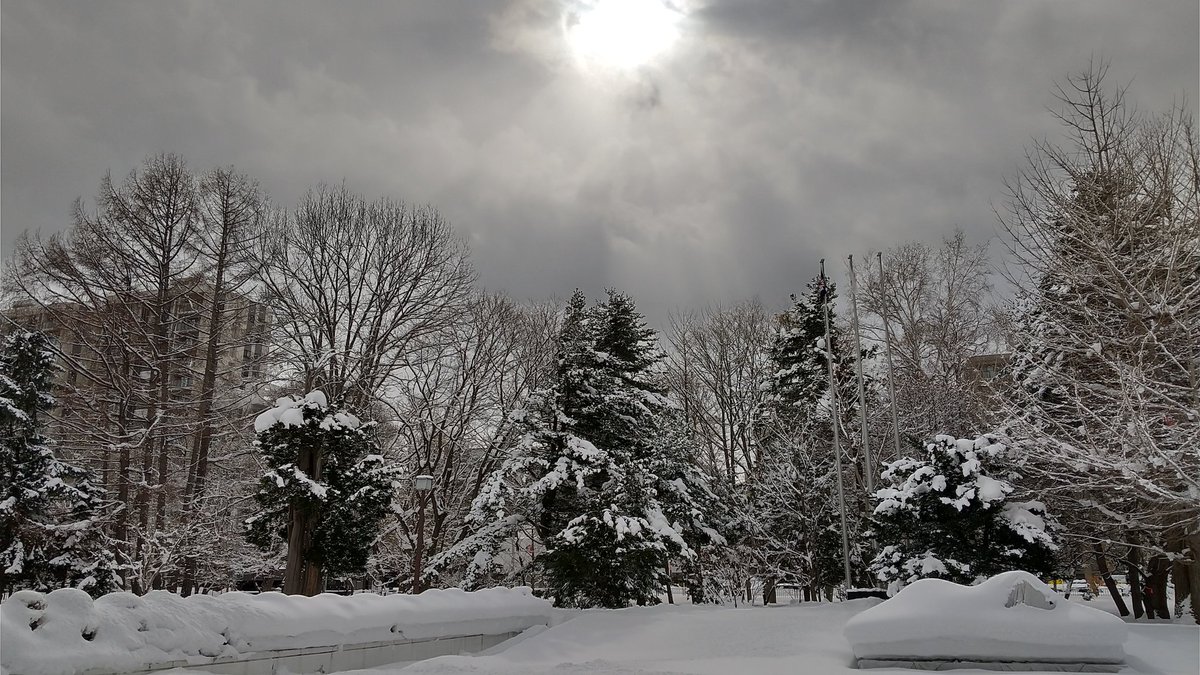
[761,280,836,429]
[434,289,714,607]
[0,331,116,596]
[245,390,399,595]
[752,277,875,593]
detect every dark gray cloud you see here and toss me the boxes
[3,0,1197,325]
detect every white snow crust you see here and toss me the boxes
[253,390,361,433]
[843,571,1128,665]
[0,586,552,675]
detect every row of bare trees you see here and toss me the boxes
[7,157,267,591]
[2,156,564,594]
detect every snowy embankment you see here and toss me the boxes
[844,571,1128,670]
[0,587,553,675]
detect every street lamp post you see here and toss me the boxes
[411,473,434,594]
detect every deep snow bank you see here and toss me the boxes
[0,586,552,675]
[843,571,1127,667]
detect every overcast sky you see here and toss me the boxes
[3,0,1197,324]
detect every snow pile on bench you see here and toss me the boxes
[1,586,553,675]
[843,571,1127,670]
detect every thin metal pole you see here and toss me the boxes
[847,254,873,494]
[412,492,427,594]
[820,259,854,593]
[877,252,903,460]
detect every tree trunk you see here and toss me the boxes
[284,502,323,595]
[151,432,170,591]
[1093,543,1130,617]
[763,577,777,605]
[1171,552,1189,620]
[180,286,230,597]
[665,562,674,604]
[283,444,325,596]
[1127,547,1145,619]
[1147,554,1171,620]
[1187,535,1200,625]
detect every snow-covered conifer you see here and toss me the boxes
[434,290,706,607]
[752,277,875,593]
[245,390,399,595]
[868,435,1058,594]
[0,331,117,596]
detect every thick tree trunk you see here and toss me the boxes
[284,502,323,595]
[1147,554,1171,620]
[1093,543,1130,617]
[763,577,777,605]
[283,444,325,596]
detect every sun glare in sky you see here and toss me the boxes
[565,0,683,70]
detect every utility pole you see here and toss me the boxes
[877,252,903,460]
[847,254,874,493]
[819,259,854,593]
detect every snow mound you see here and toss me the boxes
[0,586,552,675]
[843,571,1127,667]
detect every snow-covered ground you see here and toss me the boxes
[323,597,1198,675]
[9,584,1193,675]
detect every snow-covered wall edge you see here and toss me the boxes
[1,586,554,675]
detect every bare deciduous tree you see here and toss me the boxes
[857,231,996,439]
[1000,63,1200,621]
[256,184,475,413]
[371,294,559,590]
[664,300,772,484]
[7,154,209,590]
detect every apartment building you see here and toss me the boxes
[2,287,271,480]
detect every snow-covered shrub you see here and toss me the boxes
[868,435,1058,594]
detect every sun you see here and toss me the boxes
[564,0,683,70]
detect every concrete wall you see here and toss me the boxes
[78,630,527,675]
